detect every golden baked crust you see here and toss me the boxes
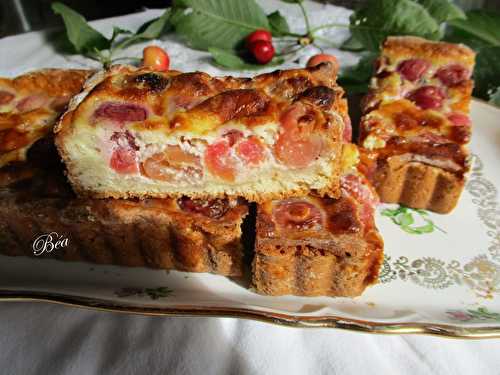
[359,36,475,213]
[0,69,92,168]
[382,36,475,66]
[0,150,248,276]
[252,171,383,297]
[55,63,345,202]
[361,152,464,213]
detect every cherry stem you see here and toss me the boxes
[298,1,312,38]
[276,44,307,57]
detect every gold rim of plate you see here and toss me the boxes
[1,290,500,339]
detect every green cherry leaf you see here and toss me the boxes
[209,47,283,70]
[136,8,172,39]
[268,11,290,37]
[348,0,440,52]
[172,0,270,50]
[52,2,110,53]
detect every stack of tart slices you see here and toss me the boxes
[0,36,475,297]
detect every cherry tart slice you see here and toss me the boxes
[55,63,348,202]
[0,159,248,276]
[252,171,383,297]
[0,69,92,168]
[359,36,476,213]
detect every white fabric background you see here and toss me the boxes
[1,2,500,373]
[1,302,500,374]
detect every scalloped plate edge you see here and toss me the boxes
[2,290,500,339]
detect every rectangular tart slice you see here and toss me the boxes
[252,152,383,297]
[0,150,248,276]
[0,69,91,168]
[359,36,475,213]
[55,63,347,202]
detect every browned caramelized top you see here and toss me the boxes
[62,62,344,136]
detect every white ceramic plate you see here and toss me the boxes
[1,100,499,338]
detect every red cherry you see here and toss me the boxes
[110,147,138,174]
[177,197,230,219]
[407,86,446,110]
[95,102,147,122]
[434,64,470,86]
[205,140,237,181]
[249,40,275,64]
[447,113,471,127]
[142,46,170,71]
[245,29,272,49]
[236,136,265,165]
[397,59,430,82]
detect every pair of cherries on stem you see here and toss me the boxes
[140,31,338,69]
[247,29,339,67]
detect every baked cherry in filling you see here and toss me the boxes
[407,86,445,110]
[109,131,139,174]
[94,102,148,123]
[434,64,470,87]
[273,199,323,230]
[397,58,430,82]
[177,196,230,219]
[141,145,202,181]
[274,103,323,168]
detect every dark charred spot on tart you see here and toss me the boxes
[375,70,392,80]
[329,209,360,234]
[194,89,269,123]
[271,76,313,99]
[323,197,361,234]
[296,86,335,110]
[133,73,169,92]
[272,199,323,231]
[177,196,230,219]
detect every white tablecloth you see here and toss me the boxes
[1,2,499,373]
[1,302,499,374]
